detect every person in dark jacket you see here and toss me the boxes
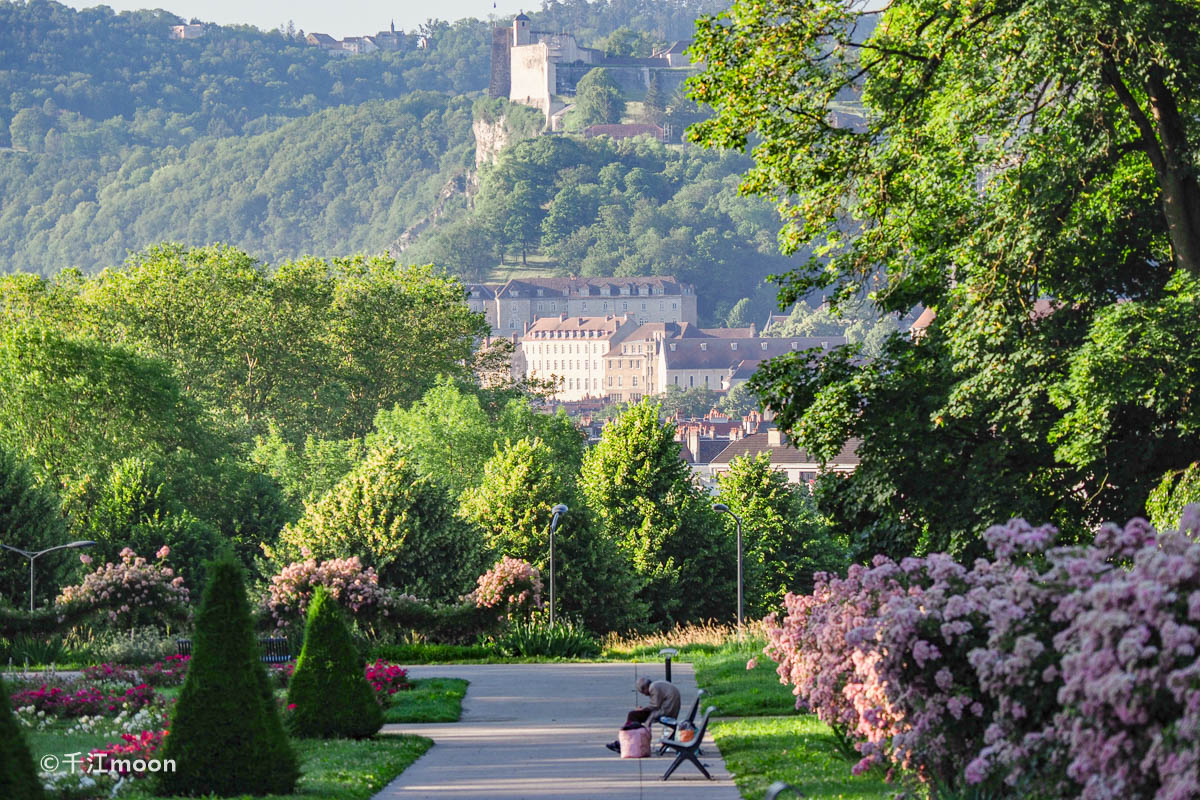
[606,676,681,752]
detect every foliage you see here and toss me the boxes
[659,384,720,419]
[457,436,644,632]
[56,547,190,630]
[691,0,1200,556]
[0,673,44,800]
[0,444,67,610]
[715,453,848,616]
[572,68,627,128]
[491,615,601,659]
[274,445,484,602]
[10,682,158,719]
[286,587,383,739]
[717,384,759,419]
[248,426,366,519]
[762,509,1200,798]
[469,556,544,620]
[1147,462,1200,532]
[580,398,735,626]
[157,554,298,797]
[764,300,900,360]
[264,556,407,631]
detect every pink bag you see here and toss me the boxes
[618,725,651,758]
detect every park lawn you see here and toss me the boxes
[383,677,468,723]
[713,715,892,800]
[691,649,796,717]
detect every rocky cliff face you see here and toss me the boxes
[473,116,511,169]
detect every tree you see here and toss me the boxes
[158,554,298,797]
[573,68,626,127]
[600,27,656,58]
[642,71,667,126]
[717,383,759,419]
[690,0,1200,554]
[0,674,43,800]
[274,445,483,603]
[1146,463,1200,533]
[715,452,848,616]
[286,587,382,738]
[659,384,719,419]
[579,399,734,625]
[458,437,644,632]
[0,445,67,610]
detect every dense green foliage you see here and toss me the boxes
[1147,463,1200,533]
[571,68,627,128]
[0,444,67,609]
[0,674,44,800]
[159,555,298,797]
[580,399,734,626]
[275,445,484,602]
[715,453,848,616]
[287,587,383,739]
[691,0,1200,555]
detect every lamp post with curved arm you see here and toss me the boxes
[548,504,568,627]
[711,503,743,640]
[1,540,97,612]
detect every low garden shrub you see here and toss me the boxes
[10,682,157,718]
[57,547,190,630]
[0,673,43,800]
[286,587,383,738]
[492,616,600,659]
[157,554,298,796]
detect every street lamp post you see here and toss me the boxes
[1,540,97,612]
[712,503,743,640]
[548,504,568,627]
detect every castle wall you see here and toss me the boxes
[510,43,554,118]
[554,63,693,98]
[489,26,512,98]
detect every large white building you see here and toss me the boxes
[521,314,638,402]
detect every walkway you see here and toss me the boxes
[374,662,740,800]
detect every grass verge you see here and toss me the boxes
[691,649,795,717]
[383,677,468,723]
[713,716,892,800]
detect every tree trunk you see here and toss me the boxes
[1147,66,1200,275]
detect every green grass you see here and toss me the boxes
[29,718,431,800]
[713,716,892,800]
[383,678,468,723]
[691,648,797,717]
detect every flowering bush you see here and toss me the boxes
[365,659,410,697]
[86,729,170,778]
[11,682,158,718]
[57,547,190,629]
[264,556,415,629]
[470,557,543,620]
[762,507,1200,799]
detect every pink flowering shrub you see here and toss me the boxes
[365,659,411,697]
[11,683,158,718]
[57,547,190,629]
[763,507,1200,799]
[470,557,544,619]
[86,729,169,778]
[81,655,191,688]
[264,557,415,629]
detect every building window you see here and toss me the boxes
[618,376,623,387]
[641,303,646,310]
[689,375,694,387]
[674,375,679,385]
[672,303,678,309]
[700,342,707,351]
[622,302,628,310]
[582,302,588,310]
[705,375,710,386]
[608,377,613,386]
[762,342,769,350]
[731,343,737,350]
[632,377,638,387]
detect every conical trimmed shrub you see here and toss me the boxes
[157,554,298,796]
[0,673,44,800]
[286,586,382,738]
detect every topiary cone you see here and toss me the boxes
[157,554,298,796]
[0,673,45,800]
[286,586,382,738]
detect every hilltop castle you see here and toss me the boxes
[490,13,696,126]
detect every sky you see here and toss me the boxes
[69,1,532,39]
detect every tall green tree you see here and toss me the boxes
[580,399,734,625]
[0,444,67,610]
[573,68,627,127]
[690,0,1200,554]
[715,453,847,616]
[0,674,43,800]
[459,437,644,632]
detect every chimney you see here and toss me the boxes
[688,428,701,462]
[767,428,784,447]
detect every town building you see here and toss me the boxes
[169,23,207,39]
[521,314,638,402]
[709,430,861,485]
[469,276,698,335]
[659,336,843,393]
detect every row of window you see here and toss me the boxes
[530,342,606,355]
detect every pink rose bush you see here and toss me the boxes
[469,557,544,619]
[85,729,169,778]
[57,547,189,629]
[365,659,411,696]
[264,556,418,629]
[763,507,1200,798]
[11,682,159,718]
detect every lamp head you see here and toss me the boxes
[68,541,97,549]
[551,504,568,515]
[711,503,730,513]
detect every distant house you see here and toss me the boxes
[306,32,346,53]
[651,40,693,67]
[583,123,665,141]
[710,429,860,485]
[342,36,378,55]
[169,23,207,40]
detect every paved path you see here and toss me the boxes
[374,663,741,800]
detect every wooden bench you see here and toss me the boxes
[658,688,705,755]
[660,705,717,781]
[176,637,291,663]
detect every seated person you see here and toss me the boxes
[606,677,681,752]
